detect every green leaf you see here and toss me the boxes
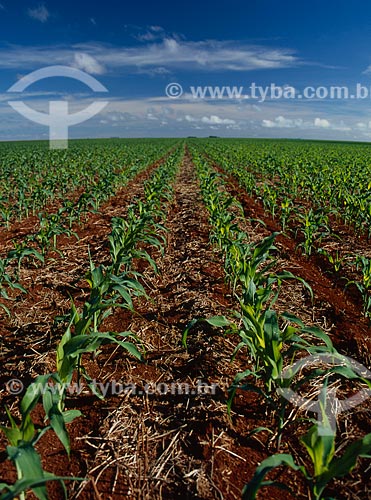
[204,315,231,328]
[321,432,371,484]
[49,409,71,456]
[301,423,335,478]
[62,409,82,424]
[242,453,306,500]
[182,318,198,349]
[301,327,334,350]
[20,374,51,418]
[0,302,10,317]
[6,444,48,500]
[276,271,314,301]
[43,387,74,456]
[106,332,142,360]
[281,311,305,327]
[0,474,84,500]
[182,316,230,349]
[0,426,21,448]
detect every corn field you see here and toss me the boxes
[0,138,371,500]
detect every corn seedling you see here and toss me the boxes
[0,257,26,316]
[347,255,371,318]
[243,382,371,500]
[0,376,82,500]
[0,203,12,229]
[280,197,293,232]
[261,184,278,219]
[297,209,331,257]
[317,248,346,275]
[6,242,44,275]
[30,212,78,257]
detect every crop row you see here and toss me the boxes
[188,146,371,500]
[0,140,180,315]
[0,145,183,500]
[0,139,179,227]
[192,138,371,237]
[191,138,371,321]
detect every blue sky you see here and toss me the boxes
[2,0,371,141]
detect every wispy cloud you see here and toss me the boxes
[135,25,167,42]
[0,39,300,74]
[95,38,299,71]
[73,53,106,75]
[124,24,172,43]
[27,4,50,23]
[0,3,5,10]
[262,115,351,132]
[184,113,236,125]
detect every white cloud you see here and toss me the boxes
[356,121,371,129]
[73,53,106,75]
[261,119,275,128]
[201,115,236,125]
[332,120,351,131]
[262,116,350,132]
[356,122,367,129]
[1,92,370,140]
[135,26,166,42]
[185,114,197,122]
[0,3,5,10]
[262,115,303,128]
[314,117,330,128]
[124,24,169,43]
[0,39,300,73]
[183,114,236,126]
[150,25,164,33]
[27,4,50,23]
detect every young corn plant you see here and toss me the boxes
[54,250,145,397]
[6,242,44,276]
[55,305,142,400]
[317,248,346,275]
[109,206,165,276]
[223,233,335,446]
[0,257,27,316]
[60,202,79,230]
[30,212,78,258]
[0,203,12,229]
[243,383,371,500]
[347,255,371,319]
[261,184,278,219]
[280,197,293,232]
[296,209,331,256]
[0,376,82,500]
